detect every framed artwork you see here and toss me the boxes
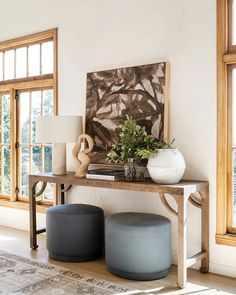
[85,62,169,164]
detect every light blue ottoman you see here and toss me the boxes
[46,204,104,262]
[105,212,171,280]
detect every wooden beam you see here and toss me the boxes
[187,251,207,268]
[216,233,236,247]
[0,75,53,92]
[0,29,57,51]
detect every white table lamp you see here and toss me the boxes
[36,116,83,175]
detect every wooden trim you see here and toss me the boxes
[53,28,58,116]
[10,89,16,201]
[17,194,52,206]
[0,75,53,92]
[216,233,236,246]
[0,29,58,206]
[0,29,57,51]
[15,90,20,200]
[217,0,236,243]
[227,65,234,232]
[223,52,236,63]
[228,0,233,51]
[217,0,228,236]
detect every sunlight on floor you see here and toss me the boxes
[0,233,16,242]
[115,282,236,295]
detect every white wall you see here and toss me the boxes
[0,0,235,278]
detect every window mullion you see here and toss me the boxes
[10,89,17,201]
[1,96,4,194]
[16,91,20,201]
[227,66,234,232]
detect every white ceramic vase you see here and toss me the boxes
[147,149,186,184]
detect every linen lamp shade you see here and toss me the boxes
[36,116,83,175]
[36,116,82,143]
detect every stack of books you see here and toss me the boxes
[86,168,125,181]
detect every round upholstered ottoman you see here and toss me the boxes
[46,204,104,262]
[105,212,171,280]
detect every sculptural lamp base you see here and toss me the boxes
[52,143,66,175]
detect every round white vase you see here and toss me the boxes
[147,149,186,184]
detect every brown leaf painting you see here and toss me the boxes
[85,62,169,164]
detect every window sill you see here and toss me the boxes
[0,199,50,213]
[216,233,236,247]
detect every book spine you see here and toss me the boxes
[86,174,124,181]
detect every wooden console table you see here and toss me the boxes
[29,173,209,288]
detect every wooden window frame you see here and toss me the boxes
[0,29,58,211]
[217,0,236,246]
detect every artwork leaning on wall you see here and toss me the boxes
[85,62,169,164]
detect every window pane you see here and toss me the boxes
[3,94,10,144]
[0,149,2,193]
[0,97,1,142]
[31,91,41,143]
[232,68,236,227]
[16,47,27,78]
[233,150,236,227]
[41,41,53,74]
[28,44,40,76]
[4,50,14,80]
[44,184,53,201]
[32,146,42,174]
[43,89,54,116]
[3,146,10,195]
[233,0,236,45]
[44,146,52,173]
[43,146,53,200]
[0,52,3,81]
[20,147,30,197]
[20,92,30,144]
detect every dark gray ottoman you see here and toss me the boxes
[46,204,104,262]
[105,212,171,280]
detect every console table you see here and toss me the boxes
[29,173,209,288]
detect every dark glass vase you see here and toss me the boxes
[124,158,136,181]
[124,159,145,182]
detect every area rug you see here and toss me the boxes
[0,250,131,295]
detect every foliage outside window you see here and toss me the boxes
[217,0,236,246]
[0,29,57,207]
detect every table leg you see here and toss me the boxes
[177,194,188,288]
[57,184,65,205]
[29,179,37,250]
[61,184,65,204]
[200,188,209,273]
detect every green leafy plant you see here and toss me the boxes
[106,116,174,164]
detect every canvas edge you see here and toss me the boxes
[164,61,170,143]
[85,61,170,165]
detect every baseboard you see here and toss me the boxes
[172,254,236,278]
[0,207,46,232]
[209,262,236,278]
[0,218,29,231]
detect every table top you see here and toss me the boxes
[29,172,208,195]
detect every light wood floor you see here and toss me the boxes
[0,225,235,295]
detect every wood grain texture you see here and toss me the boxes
[0,29,56,51]
[217,0,228,236]
[29,173,208,196]
[0,75,53,92]
[10,89,17,202]
[217,0,236,242]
